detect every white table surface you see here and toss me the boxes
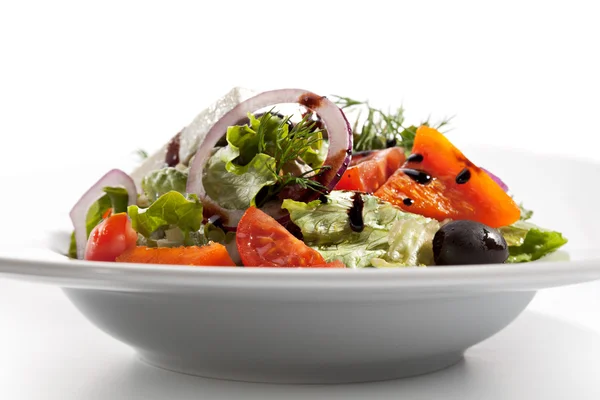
[2,1,600,398]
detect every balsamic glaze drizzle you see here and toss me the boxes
[406,153,424,163]
[402,168,432,184]
[347,192,365,233]
[456,168,471,184]
[165,131,182,167]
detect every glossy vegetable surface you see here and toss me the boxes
[335,147,405,193]
[84,213,138,262]
[236,207,345,268]
[375,126,520,228]
[432,220,509,265]
[116,243,236,266]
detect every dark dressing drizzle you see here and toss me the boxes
[287,221,304,240]
[165,131,182,167]
[406,153,424,163]
[298,92,326,109]
[207,215,225,230]
[403,198,414,206]
[402,168,432,184]
[347,192,365,232]
[456,168,471,184]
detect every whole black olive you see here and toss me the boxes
[432,220,508,266]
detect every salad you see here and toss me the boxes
[68,88,567,268]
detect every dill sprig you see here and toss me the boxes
[253,112,330,207]
[333,95,453,153]
[273,113,323,172]
[134,148,149,161]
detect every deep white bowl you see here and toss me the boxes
[1,147,600,383]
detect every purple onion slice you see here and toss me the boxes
[186,89,353,229]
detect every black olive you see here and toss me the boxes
[432,220,508,266]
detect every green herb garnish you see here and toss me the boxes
[258,112,330,204]
[333,95,453,154]
[519,203,534,221]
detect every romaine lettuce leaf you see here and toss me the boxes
[500,221,568,263]
[202,147,278,209]
[282,191,440,268]
[127,191,204,244]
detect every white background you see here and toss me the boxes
[1,1,600,399]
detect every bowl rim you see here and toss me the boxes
[1,245,599,293]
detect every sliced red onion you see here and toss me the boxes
[187,89,353,228]
[482,167,509,192]
[70,169,137,259]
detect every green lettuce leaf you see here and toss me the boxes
[67,187,129,258]
[202,147,278,209]
[518,202,534,221]
[500,221,568,263]
[127,191,203,243]
[141,167,188,203]
[371,217,440,267]
[282,191,440,268]
[301,134,328,169]
[226,112,280,165]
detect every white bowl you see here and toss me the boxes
[1,147,600,384]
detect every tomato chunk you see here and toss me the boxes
[116,243,236,266]
[85,213,138,261]
[335,147,405,193]
[236,207,345,268]
[374,126,520,228]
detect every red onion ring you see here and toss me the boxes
[69,169,137,259]
[186,89,353,228]
[482,167,509,192]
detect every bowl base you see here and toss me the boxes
[137,351,464,384]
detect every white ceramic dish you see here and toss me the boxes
[1,147,600,384]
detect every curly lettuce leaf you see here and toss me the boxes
[371,217,440,267]
[127,191,203,244]
[202,147,278,209]
[226,112,280,165]
[500,221,568,263]
[141,167,188,203]
[282,191,440,268]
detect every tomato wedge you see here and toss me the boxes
[374,126,520,228]
[335,147,405,193]
[236,207,345,268]
[116,243,236,266]
[85,212,138,262]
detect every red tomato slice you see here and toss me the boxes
[335,147,405,193]
[374,126,520,228]
[236,207,345,268]
[84,213,138,261]
[116,243,236,266]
